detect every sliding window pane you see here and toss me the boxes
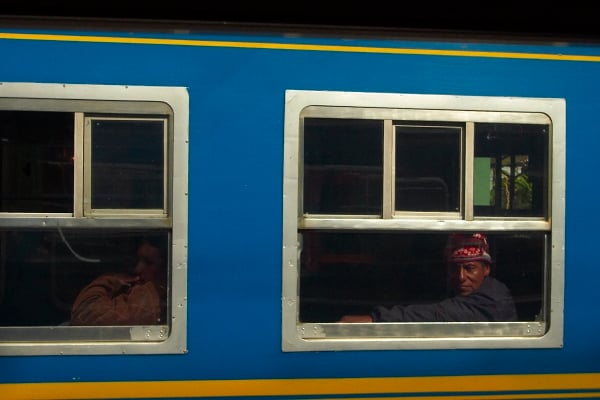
[0,229,169,327]
[303,118,383,215]
[395,124,461,212]
[90,119,165,210]
[299,230,546,323]
[474,123,549,218]
[0,111,73,213]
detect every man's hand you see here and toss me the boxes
[96,273,141,296]
[111,273,141,287]
[339,314,373,323]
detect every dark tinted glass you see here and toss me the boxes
[395,124,461,212]
[91,119,164,209]
[0,111,74,212]
[303,118,383,215]
[0,229,169,326]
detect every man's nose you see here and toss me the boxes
[458,267,466,281]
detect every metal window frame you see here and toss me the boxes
[282,89,565,351]
[83,116,169,217]
[391,123,464,219]
[0,82,189,356]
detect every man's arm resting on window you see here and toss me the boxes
[71,274,161,325]
[339,314,374,323]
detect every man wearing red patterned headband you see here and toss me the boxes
[445,232,493,297]
[339,233,518,323]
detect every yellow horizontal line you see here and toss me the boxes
[350,394,600,400]
[3,373,600,400]
[2,32,600,62]
[346,394,600,400]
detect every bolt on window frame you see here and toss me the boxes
[282,90,565,351]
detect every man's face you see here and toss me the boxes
[134,242,163,283]
[447,260,490,296]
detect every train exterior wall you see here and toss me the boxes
[0,27,598,399]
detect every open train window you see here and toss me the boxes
[282,90,565,351]
[0,83,189,355]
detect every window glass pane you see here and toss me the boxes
[0,229,169,326]
[91,119,164,209]
[300,231,545,323]
[474,123,549,217]
[303,118,383,215]
[395,124,461,212]
[0,111,73,213]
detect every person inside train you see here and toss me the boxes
[70,237,168,325]
[339,232,518,322]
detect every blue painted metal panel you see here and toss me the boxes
[0,28,597,387]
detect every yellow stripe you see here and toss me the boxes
[2,32,600,62]
[343,395,600,400]
[2,373,600,399]
[339,395,600,400]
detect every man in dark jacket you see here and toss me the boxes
[340,233,518,322]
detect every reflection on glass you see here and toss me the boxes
[0,229,169,326]
[395,124,461,212]
[303,118,383,215]
[91,119,165,209]
[0,111,74,212]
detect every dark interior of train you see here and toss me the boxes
[300,231,545,323]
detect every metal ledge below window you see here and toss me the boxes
[0,325,170,342]
[299,321,547,339]
[283,321,560,352]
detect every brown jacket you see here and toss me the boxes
[71,274,163,325]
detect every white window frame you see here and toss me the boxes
[282,90,565,351]
[0,82,189,355]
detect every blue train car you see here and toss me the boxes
[0,18,597,399]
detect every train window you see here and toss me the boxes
[394,123,461,213]
[282,90,565,351]
[85,118,167,214]
[474,123,549,218]
[0,229,169,326]
[0,111,74,213]
[304,118,383,215]
[0,83,189,355]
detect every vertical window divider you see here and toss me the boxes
[464,122,475,221]
[162,120,169,216]
[382,119,393,219]
[74,112,85,218]
[83,117,92,216]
